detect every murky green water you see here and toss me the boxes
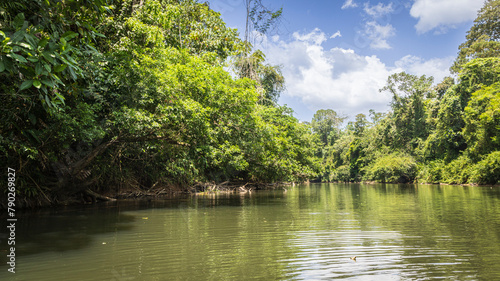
[2,183,500,280]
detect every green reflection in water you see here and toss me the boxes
[1,183,499,280]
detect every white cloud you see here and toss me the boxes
[364,2,394,18]
[357,2,396,49]
[363,21,396,49]
[256,29,399,116]
[395,55,454,83]
[342,0,358,9]
[410,0,485,34]
[330,30,342,39]
[292,28,327,45]
[254,28,457,119]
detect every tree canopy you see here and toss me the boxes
[1,0,318,206]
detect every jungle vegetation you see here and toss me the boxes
[0,0,318,205]
[0,0,499,206]
[317,0,500,185]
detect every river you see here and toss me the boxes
[1,183,500,280]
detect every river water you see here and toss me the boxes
[1,183,500,280]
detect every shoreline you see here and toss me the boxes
[2,181,498,211]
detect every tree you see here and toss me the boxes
[451,0,500,73]
[233,0,284,105]
[243,0,283,48]
[352,113,368,137]
[1,0,320,205]
[463,82,500,160]
[232,48,285,105]
[311,109,346,145]
[380,72,433,152]
[434,77,455,99]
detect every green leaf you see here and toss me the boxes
[33,80,42,89]
[41,79,54,88]
[43,63,51,73]
[54,91,65,104]
[35,63,43,75]
[9,53,27,63]
[54,64,67,72]
[62,31,79,41]
[0,61,4,72]
[1,37,10,45]
[19,80,33,91]
[68,66,77,80]
[63,54,77,65]
[11,30,24,42]
[44,94,52,108]
[27,56,39,63]
[42,51,55,64]
[13,13,25,29]
[38,38,49,48]
[2,56,13,71]
[27,130,41,143]
[18,42,32,50]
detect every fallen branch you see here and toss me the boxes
[85,189,116,201]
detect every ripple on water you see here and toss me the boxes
[279,230,476,280]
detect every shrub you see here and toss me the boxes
[330,165,351,182]
[470,151,500,184]
[365,153,418,183]
[417,160,444,184]
[441,155,473,184]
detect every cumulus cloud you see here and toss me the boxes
[341,0,358,9]
[410,0,485,34]
[256,29,399,116]
[395,55,454,83]
[254,29,456,119]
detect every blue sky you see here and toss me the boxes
[208,0,485,122]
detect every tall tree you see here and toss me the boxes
[311,109,346,145]
[451,0,500,73]
[233,0,284,105]
[380,72,433,152]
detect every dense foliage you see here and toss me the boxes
[317,0,500,185]
[1,0,319,204]
[2,0,499,207]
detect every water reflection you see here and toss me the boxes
[0,184,499,280]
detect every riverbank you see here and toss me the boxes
[0,181,294,210]
[4,180,499,210]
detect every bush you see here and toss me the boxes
[470,151,500,184]
[365,153,418,183]
[330,165,351,182]
[417,160,444,184]
[441,155,473,184]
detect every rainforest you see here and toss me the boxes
[1,0,499,208]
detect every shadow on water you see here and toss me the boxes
[0,197,188,261]
[0,191,264,263]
